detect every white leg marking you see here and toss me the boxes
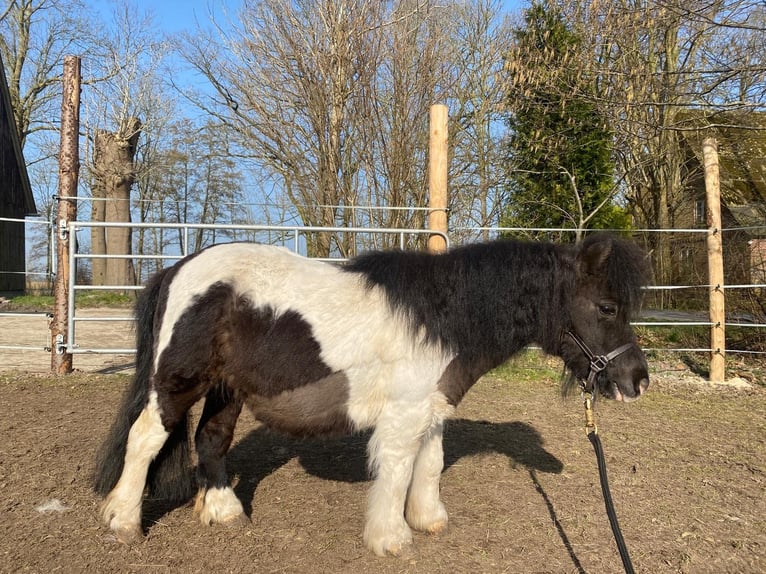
[101,391,169,544]
[194,486,247,526]
[406,420,449,534]
[364,399,439,557]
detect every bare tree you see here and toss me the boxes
[145,120,245,251]
[352,1,455,247]
[178,0,472,256]
[447,0,511,242]
[1,0,181,286]
[177,0,378,256]
[82,1,171,286]
[0,0,87,150]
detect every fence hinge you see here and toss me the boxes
[54,333,66,355]
[58,219,69,240]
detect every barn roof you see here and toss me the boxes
[0,52,35,215]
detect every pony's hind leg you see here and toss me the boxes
[193,383,248,527]
[100,390,170,544]
[405,420,449,534]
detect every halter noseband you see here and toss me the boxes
[565,330,634,396]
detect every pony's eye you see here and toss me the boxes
[598,303,617,317]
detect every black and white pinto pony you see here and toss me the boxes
[93,233,650,557]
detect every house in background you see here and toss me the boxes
[672,113,765,280]
[0,53,36,296]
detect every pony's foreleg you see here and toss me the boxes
[101,391,169,544]
[193,385,247,527]
[364,402,434,557]
[405,420,448,534]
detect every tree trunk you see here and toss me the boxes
[91,117,142,288]
[90,177,107,285]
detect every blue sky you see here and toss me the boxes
[114,1,526,33]
[91,0,233,32]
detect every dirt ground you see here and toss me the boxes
[0,308,135,374]
[0,310,765,573]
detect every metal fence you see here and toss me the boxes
[2,218,765,372]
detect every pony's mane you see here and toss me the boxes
[344,238,573,362]
[344,234,650,364]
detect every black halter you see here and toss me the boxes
[565,330,634,396]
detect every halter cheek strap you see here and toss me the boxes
[565,330,634,396]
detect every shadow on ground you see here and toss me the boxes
[142,418,563,527]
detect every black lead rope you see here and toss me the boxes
[567,330,636,574]
[584,400,635,574]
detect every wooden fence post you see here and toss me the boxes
[703,137,725,383]
[51,55,81,374]
[428,104,448,253]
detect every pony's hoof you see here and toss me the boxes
[221,512,250,528]
[372,538,415,559]
[423,519,448,535]
[364,526,414,558]
[113,525,144,546]
[388,541,416,560]
[406,503,449,534]
[194,487,247,527]
[198,509,249,528]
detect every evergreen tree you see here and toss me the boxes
[502,1,630,241]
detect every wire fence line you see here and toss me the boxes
[2,214,764,363]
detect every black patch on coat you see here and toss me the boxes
[154,281,351,437]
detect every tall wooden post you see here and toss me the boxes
[703,137,725,382]
[428,104,448,253]
[51,56,81,374]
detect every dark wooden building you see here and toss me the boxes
[0,53,36,295]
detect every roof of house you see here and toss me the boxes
[728,203,766,231]
[681,110,766,207]
[679,111,766,234]
[0,52,35,215]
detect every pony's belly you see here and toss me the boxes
[246,372,353,437]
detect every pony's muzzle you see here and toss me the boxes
[616,376,649,403]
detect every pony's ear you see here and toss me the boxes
[576,235,613,277]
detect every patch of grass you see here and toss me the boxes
[74,290,134,307]
[490,349,563,383]
[4,294,55,310]
[4,290,133,311]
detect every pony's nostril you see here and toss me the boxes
[636,377,649,396]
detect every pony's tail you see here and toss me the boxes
[92,268,194,501]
